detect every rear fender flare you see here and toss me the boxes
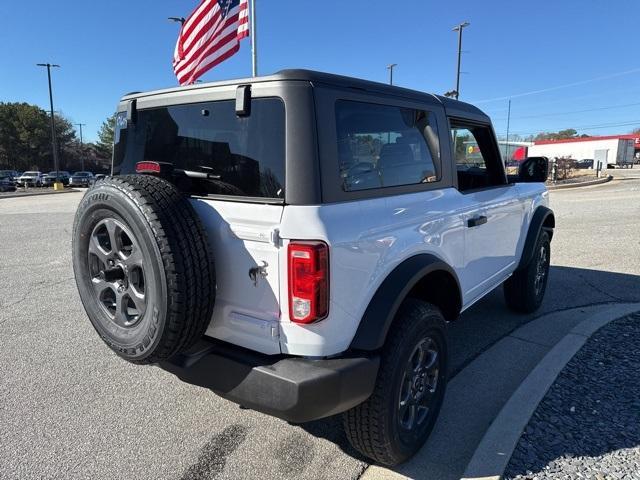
[349,254,461,351]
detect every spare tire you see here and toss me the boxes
[72,175,216,364]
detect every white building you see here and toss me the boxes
[528,135,637,167]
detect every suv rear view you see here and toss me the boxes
[73,70,553,466]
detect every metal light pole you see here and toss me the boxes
[168,16,185,25]
[75,123,86,171]
[505,99,512,162]
[452,21,470,100]
[36,63,61,183]
[250,0,258,76]
[387,63,397,85]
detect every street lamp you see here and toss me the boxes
[168,16,185,25]
[452,21,470,100]
[75,123,87,171]
[387,63,397,86]
[36,63,62,187]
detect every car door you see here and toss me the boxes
[450,121,523,306]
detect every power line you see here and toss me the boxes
[472,67,640,104]
[496,119,640,137]
[482,84,640,115]
[490,101,640,122]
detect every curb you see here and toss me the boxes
[546,175,612,190]
[0,189,78,200]
[461,303,640,480]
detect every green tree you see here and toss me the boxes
[0,102,78,171]
[96,114,116,157]
[534,128,587,141]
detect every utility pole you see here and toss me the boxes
[250,0,258,76]
[505,99,512,162]
[36,63,61,183]
[452,21,470,100]
[387,63,397,85]
[76,123,87,171]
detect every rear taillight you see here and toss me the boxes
[288,241,329,324]
[135,161,161,174]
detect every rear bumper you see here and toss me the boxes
[159,339,380,423]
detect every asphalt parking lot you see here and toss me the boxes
[1,171,639,480]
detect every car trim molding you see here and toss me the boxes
[349,254,461,351]
[516,206,555,271]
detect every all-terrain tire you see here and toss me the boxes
[72,174,216,364]
[343,299,448,466]
[504,230,551,313]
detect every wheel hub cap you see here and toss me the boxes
[534,244,548,296]
[87,218,146,328]
[398,337,440,432]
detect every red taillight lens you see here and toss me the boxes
[288,241,329,324]
[135,161,161,174]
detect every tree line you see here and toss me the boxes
[0,102,114,173]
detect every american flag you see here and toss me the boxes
[173,0,249,86]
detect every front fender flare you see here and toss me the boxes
[517,206,555,271]
[349,254,461,351]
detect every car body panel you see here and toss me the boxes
[192,199,284,355]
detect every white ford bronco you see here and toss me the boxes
[72,70,554,465]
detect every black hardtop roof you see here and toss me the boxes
[121,68,487,119]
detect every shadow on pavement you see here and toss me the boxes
[298,266,640,477]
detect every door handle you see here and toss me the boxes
[467,215,488,228]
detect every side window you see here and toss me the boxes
[451,123,506,192]
[335,100,440,192]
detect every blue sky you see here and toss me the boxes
[1,0,639,142]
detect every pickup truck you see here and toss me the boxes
[72,70,554,465]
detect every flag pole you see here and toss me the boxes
[250,0,258,76]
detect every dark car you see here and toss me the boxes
[69,171,95,187]
[42,171,71,186]
[0,172,16,192]
[576,159,594,169]
[0,170,19,182]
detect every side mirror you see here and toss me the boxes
[518,156,549,183]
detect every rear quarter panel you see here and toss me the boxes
[278,189,466,356]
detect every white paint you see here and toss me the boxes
[529,138,635,166]
[192,183,547,357]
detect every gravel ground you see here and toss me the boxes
[505,312,640,479]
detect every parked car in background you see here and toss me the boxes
[0,178,16,192]
[94,174,107,182]
[15,171,44,187]
[69,171,95,187]
[42,171,71,186]
[0,170,19,182]
[0,171,17,192]
[576,159,594,169]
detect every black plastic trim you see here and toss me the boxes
[517,206,555,271]
[159,338,380,423]
[350,254,461,351]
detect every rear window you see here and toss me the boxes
[113,98,285,200]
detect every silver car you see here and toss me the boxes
[16,171,44,187]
